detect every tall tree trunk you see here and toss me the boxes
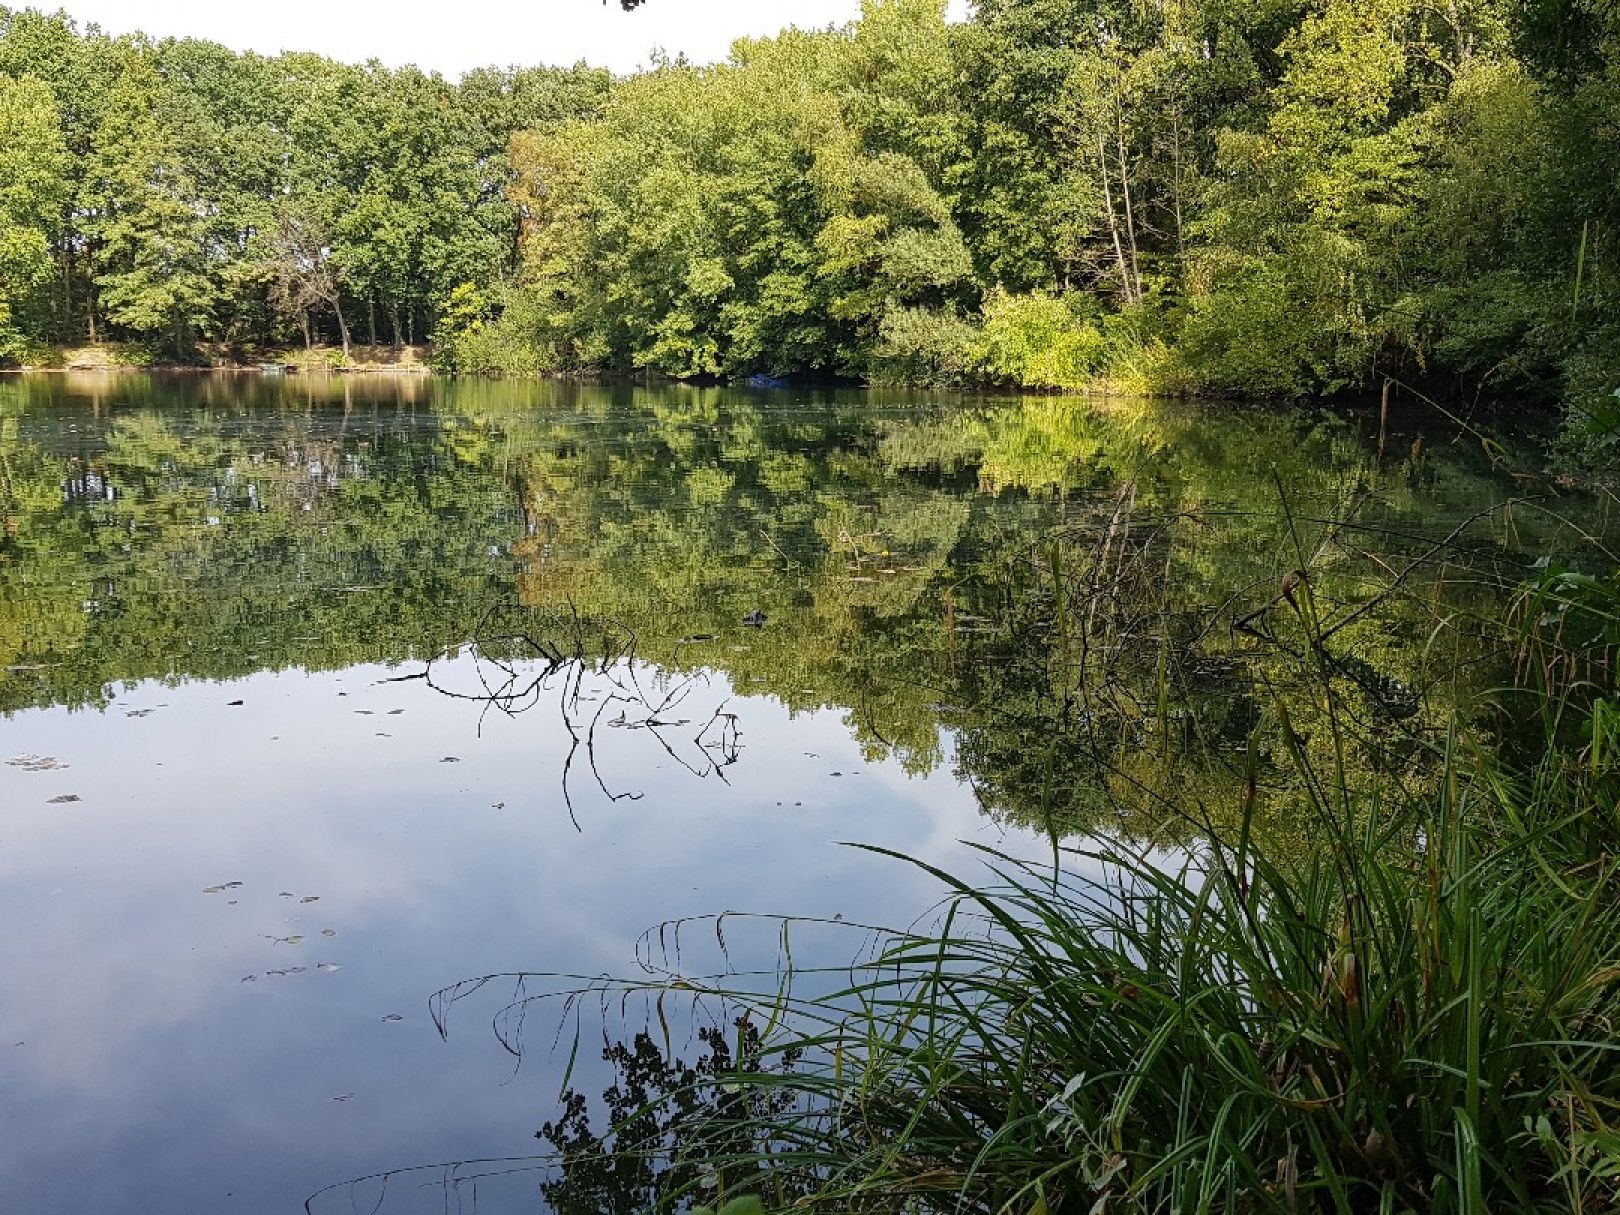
[389,309,402,350]
[1115,107,1143,304]
[1096,134,1138,306]
[333,298,351,358]
[367,298,377,347]
[1170,109,1187,274]
[60,248,71,343]
[299,309,312,350]
[85,237,100,343]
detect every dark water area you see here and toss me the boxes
[0,372,1589,1212]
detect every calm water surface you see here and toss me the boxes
[0,373,1558,1212]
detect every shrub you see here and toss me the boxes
[978,290,1105,390]
[431,282,563,377]
[869,306,982,387]
[1178,244,1379,397]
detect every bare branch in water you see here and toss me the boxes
[387,599,746,831]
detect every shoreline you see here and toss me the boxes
[7,343,434,376]
[5,363,434,376]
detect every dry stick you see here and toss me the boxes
[1379,378,1392,462]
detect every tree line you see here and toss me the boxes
[0,0,1614,430]
[0,6,610,361]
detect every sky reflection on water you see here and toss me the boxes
[0,655,1054,1214]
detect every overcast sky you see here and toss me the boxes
[43,1,970,76]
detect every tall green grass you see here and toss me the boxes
[604,733,1618,1214]
[517,574,1620,1213]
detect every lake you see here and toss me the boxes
[0,372,1566,1212]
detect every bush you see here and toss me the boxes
[431,282,562,376]
[868,306,982,387]
[978,290,1105,390]
[1178,246,1379,397]
[1558,322,1620,463]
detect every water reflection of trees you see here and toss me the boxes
[0,373,1569,843]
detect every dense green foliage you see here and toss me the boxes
[0,5,610,360]
[474,0,1612,422]
[1,1,1611,429]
